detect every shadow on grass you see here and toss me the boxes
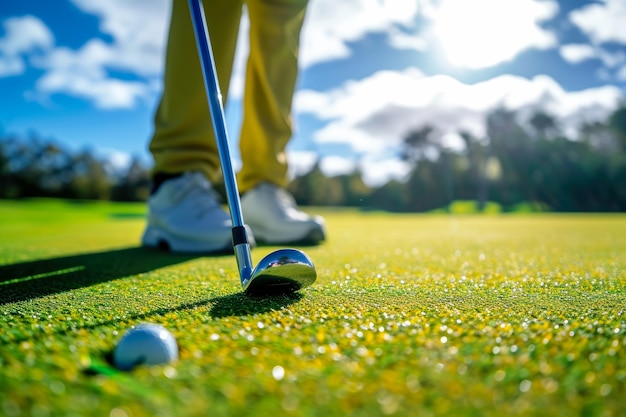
[0,247,203,305]
[208,292,303,318]
[7,291,304,345]
[7,289,303,345]
[1,247,305,343]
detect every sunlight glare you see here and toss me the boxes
[432,0,557,69]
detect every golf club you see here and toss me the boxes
[187,0,317,295]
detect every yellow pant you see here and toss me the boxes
[149,0,308,193]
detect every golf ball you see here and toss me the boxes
[113,323,178,371]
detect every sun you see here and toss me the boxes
[430,0,556,69]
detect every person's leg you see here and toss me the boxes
[237,0,309,193]
[150,0,244,185]
[143,0,252,253]
[239,0,325,245]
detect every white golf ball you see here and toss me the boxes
[113,323,178,371]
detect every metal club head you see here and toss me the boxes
[242,249,317,296]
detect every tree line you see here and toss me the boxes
[2,105,626,212]
[0,135,151,202]
[290,106,626,212]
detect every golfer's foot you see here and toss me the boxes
[241,182,326,245]
[142,171,254,253]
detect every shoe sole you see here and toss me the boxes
[255,225,326,247]
[142,226,232,254]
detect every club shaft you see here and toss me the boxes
[188,0,253,282]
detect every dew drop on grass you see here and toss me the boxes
[519,380,532,393]
[458,364,468,375]
[164,366,176,379]
[356,346,368,357]
[110,408,129,417]
[272,366,285,381]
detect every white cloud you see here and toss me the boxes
[295,68,623,157]
[0,55,24,77]
[559,43,626,80]
[596,48,626,68]
[320,155,357,177]
[69,0,170,75]
[299,0,420,68]
[37,70,148,109]
[0,15,54,55]
[556,84,624,134]
[617,65,626,81]
[358,156,412,187]
[559,44,596,64]
[387,28,427,52]
[27,0,170,107]
[570,0,626,45]
[287,150,318,179]
[101,148,133,171]
[33,39,150,109]
[427,0,558,69]
[0,15,54,77]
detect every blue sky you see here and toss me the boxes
[1,0,625,185]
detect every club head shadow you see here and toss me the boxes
[243,248,317,296]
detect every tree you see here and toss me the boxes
[529,111,560,139]
[608,105,626,150]
[486,108,538,208]
[401,126,436,162]
[369,180,409,212]
[69,150,111,200]
[459,131,489,211]
[289,162,346,206]
[111,157,151,201]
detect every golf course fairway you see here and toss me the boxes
[1,199,625,416]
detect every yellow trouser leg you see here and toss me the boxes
[237,0,309,193]
[150,0,308,191]
[149,0,243,184]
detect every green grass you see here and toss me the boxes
[1,199,625,417]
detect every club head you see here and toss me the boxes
[243,248,317,296]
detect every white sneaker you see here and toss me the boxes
[142,172,254,253]
[241,182,326,245]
